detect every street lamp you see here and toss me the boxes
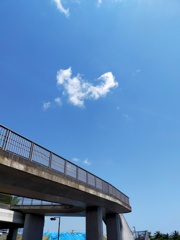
[50,217,61,240]
[132,226,136,238]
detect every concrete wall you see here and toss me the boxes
[0,208,24,224]
[120,214,135,240]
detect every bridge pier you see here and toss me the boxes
[6,227,18,240]
[22,214,44,240]
[106,213,122,240]
[86,206,103,240]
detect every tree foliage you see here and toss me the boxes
[149,231,180,240]
[0,193,19,205]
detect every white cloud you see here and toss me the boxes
[83,158,91,165]
[72,157,80,162]
[56,67,118,107]
[52,0,70,17]
[43,102,51,110]
[54,97,62,105]
[97,0,125,6]
[97,0,103,6]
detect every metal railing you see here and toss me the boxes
[12,195,64,206]
[134,231,149,240]
[0,124,130,206]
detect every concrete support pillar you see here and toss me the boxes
[22,214,44,240]
[86,206,103,240]
[106,213,122,240]
[6,227,18,240]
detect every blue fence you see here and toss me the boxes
[43,232,86,240]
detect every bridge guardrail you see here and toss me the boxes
[134,231,149,240]
[0,124,130,206]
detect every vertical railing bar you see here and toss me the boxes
[49,152,52,168]
[76,166,79,181]
[95,177,97,189]
[64,160,67,175]
[2,129,10,150]
[29,142,34,161]
[86,172,88,185]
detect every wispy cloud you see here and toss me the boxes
[54,97,62,106]
[43,102,51,110]
[56,67,118,107]
[97,0,124,6]
[123,113,132,121]
[83,158,91,165]
[42,98,62,110]
[72,157,91,166]
[52,0,70,17]
[97,0,103,7]
[132,69,141,77]
[72,157,80,162]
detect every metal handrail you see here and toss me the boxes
[0,124,130,206]
[134,231,149,240]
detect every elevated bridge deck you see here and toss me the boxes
[0,124,131,217]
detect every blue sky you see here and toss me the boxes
[1,0,180,235]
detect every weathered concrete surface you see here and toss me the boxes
[0,208,24,224]
[11,204,85,216]
[6,227,18,240]
[22,214,44,240]
[120,214,135,240]
[86,206,103,240]
[106,213,121,240]
[0,149,131,216]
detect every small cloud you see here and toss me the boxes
[52,0,70,17]
[132,69,141,77]
[43,102,51,110]
[83,158,91,166]
[123,113,132,121]
[72,157,80,162]
[56,67,118,107]
[97,0,102,7]
[54,97,62,106]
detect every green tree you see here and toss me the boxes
[0,193,19,205]
[171,231,180,240]
[154,231,163,239]
[162,233,169,239]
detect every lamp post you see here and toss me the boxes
[50,217,61,240]
[132,226,136,238]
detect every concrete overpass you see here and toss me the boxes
[0,124,132,240]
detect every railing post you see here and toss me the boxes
[76,167,79,181]
[64,160,67,175]
[29,142,34,161]
[95,177,97,189]
[2,129,10,150]
[86,172,88,185]
[49,152,52,168]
